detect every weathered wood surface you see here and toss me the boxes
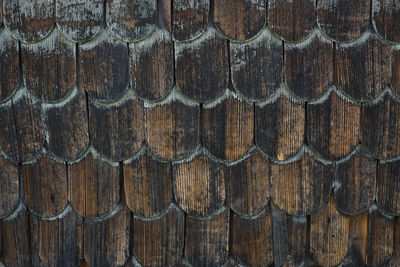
[0,31,19,102]
[174,155,225,216]
[69,154,120,218]
[377,161,400,215]
[124,153,172,217]
[213,0,266,41]
[256,95,305,161]
[268,0,316,42]
[202,96,254,161]
[373,0,400,43]
[0,156,19,219]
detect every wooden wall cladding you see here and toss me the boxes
[0,0,399,266]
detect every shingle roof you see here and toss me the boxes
[0,0,399,266]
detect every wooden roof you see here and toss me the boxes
[0,0,399,266]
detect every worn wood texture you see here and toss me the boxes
[84,207,131,267]
[393,49,400,95]
[256,95,305,161]
[79,31,129,102]
[0,103,19,161]
[373,0,400,43]
[213,0,266,41]
[12,94,44,161]
[310,194,350,267]
[361,94,400,159]
[56,0,103,43]
[270,153,333,216]
[22,30,76,102]
[3,0,54,42]
[69,153,120,218]
[0,156,18,219]
[173,0,209,41]
[133,206,184,267]
[395,217,400,266]
[367,208,394,266]
[45,93,89,161]
[377,160,400,215]
[130,29,174,101]
[23,154,67,217]
[90,99,145,161]
[336,35,391,102]
[317,0,370,42]
[307,91,360,160]
[268,0,316,42]
[174,155,225,216]
[344,212,368,265]
[335,152,376,215]
[225,151,269,216]
[175,30,229,102]
[185,208,229,267]
[285,35,333,101]
[286,216,309,266]
[230,31,282,100]
[106,0,156,42]
[30,208,83,267]
[231,207,274,267]
[0,31,19,102]
[1,205,31,267]
[124,154,172,217]
[202,97,253,161]
[145,101,199,160]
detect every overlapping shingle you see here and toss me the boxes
[0,1,399,266]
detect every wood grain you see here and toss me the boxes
[256,95,305,161]
[45,92,89,161]
[345,212,368,265]
[79,31,129,102]
[0,31,19,101]
[268,0,316,42]
[69,153,120,218]
[225,151,269,216]
[230,31,282,100]
[377,160,400,215]
[202,97,253,161]
[0,156,19,219]
[84,207,131,267]
[307,91,360,160]
[1,205,31,266]
[12,94,44,161]
[310,194,350,267]
[22,30,76,102]
[3,0,54,42]
[56,0,103,42]
[89,99,145,161]
[361,94,400,159]
[145,101,199,160]
[286,216,309,266]
[106,0,156,42]
[213,0,265,41]
[373,0,400,43]
[173,0,209,41]
[23,154,67,217]
[270,153,333,216]
[367,208,394,266]
[133,206,184,267]
[175,30,228,102]
[124,153,172,217]
[336,35,391,102]
[185,208,229,267]
[231,207,274,267]
[174,155,225,216]
[30,208,83,267]
[130,29,174,101]
[285,35,333,101]
[335,152,376,215]
[0,103,19,161]
[392,49,400,95]
[317,0,370,42]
